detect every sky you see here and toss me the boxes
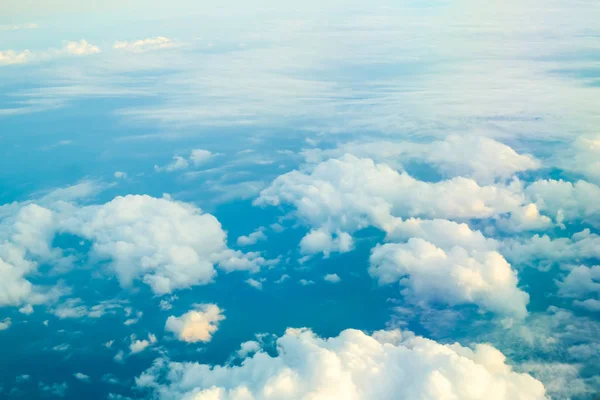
[1,0,600,399]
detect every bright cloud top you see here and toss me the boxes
[113,37,178,53]
[165,304,225,343]
[137,328,546,399]
[370,238,529,318]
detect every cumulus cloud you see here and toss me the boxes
[130,334,157,354]
[304,135,540,184]
[60,195,271,295]
[51,298,122,319]
[502,229,600,267]
[137,327,546,399]
[324,273,341,283]
[39,382,68,397]
[370,238,529,318]
[73,373,91,383]
[0,318,11,331]
[555,135,600,185]
[246,278,263,290]
[557,265,600,301]
[525,179,600,228]
[155,149,214,172]
[165,304,225,343]
[237,228,267,246]
[256,155,549,256]
[1,40,100,66]
[113,37,178,53]
[189,149,214,166]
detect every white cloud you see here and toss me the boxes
[237,340,261,358]
[0,318,11,331]
[574,299,600,312]
[165,304,225,343]
[114,171,127,179]
[237,228,267,246]
[130,334,157,354]
[525,179,600,228]
[73,373,90,383]
[324,273,341,283]
[555,135,600,185]
[39,382,68,397]
[304,135,540,184]
[502,229,600,267]
[155,156,189,172]
[0,49,34,65]
[63,40,100,56]
[113,37,178,53]
[299,228,353,257]
[1,40,100,67]
[51,298,122,319]
[299,279,314,286]
[137,327,546,399]
[18,304,33,315]
[557,265,600,300]
[59,194,270,295]
[275,274,290,284]
[246,278,263,290]
[189,149,213,166]
[370,238,529,318]
[0,23,38,31]
[155,149,214,173]
[256,155,545,256]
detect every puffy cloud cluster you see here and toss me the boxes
[525,179,600,228]
[60,195,271,294]
[137,327,547,400]
[557,265,600,311]
[165,304,225,343]
[0,40,100,66]
[370,238,529,318]
[502,229,600,267]
[237,228,267,246]
[304,135,540,184]
[155,149,214,172]
[113,37,178,53]
[555,135,600,185]
[256,155,549,257]
[0,186,272,307]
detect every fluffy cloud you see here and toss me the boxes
[256,155,547,256]
[165,304,225,343]
[502,229,600,267]
[324,273,341,283]
[155,149,214,172]
[137,327,546,399]
[557,265,600,300]
[0,49,34,65]
[189,149,214,166]
[0,318,11,331]
[0,40,100,67]
[246,278,263,290]
[237,228,267,246]
[60,195,270,294]
[63,40,100,56]
[51,298,122,319]
[555,135,600,185]
[299,228,353,256]
[130,334,158,354]
[370,238,529,318]
[525,179,600,228]
[113,37,178,53]
[73,373,91,383]
[304,135,540,184]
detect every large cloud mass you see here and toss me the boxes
[369,238,529,318]
[137,327,547,400]
[165,304,225,343]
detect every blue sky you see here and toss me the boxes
[1,1,600,399]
